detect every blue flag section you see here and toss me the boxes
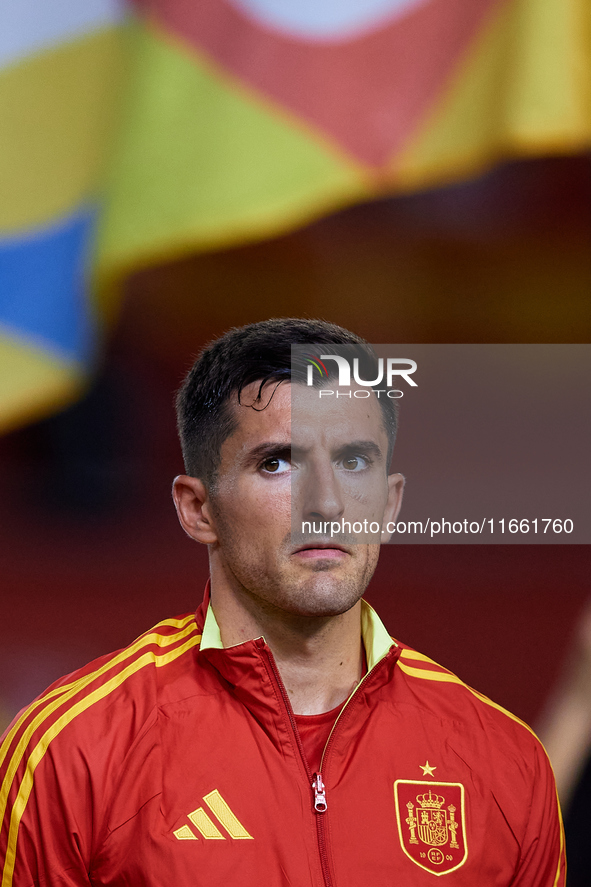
[0,208,99,431]
[0,0,123,431]
[0,208,97,364]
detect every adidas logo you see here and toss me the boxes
[174,789,253,841]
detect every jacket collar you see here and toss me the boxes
[197,582,397,671]
[196,585,399,755]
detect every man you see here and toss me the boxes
[1,318,564,885]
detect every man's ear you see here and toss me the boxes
[381,472,405,543]
[172,475,219,544]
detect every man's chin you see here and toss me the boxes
[280,575,366,619]
[306,559,348,573]
[282,599,361,620]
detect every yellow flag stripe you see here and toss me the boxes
[0,617,198,819]
[395,0,591,191]
[1,633,201,887]
[96,21,370,279]
[0,333,85,435]
[0,28,124,233]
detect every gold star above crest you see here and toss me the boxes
[420,760,437,777]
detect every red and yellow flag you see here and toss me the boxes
[96,0,591,283]
[1,0,590,430]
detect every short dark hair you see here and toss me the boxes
[176,318,398,484]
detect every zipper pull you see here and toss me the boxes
[312,773,327,813]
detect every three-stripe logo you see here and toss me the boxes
[174,790,253,841]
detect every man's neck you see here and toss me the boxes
[209,576,364,716]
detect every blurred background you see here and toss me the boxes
[0,0,590,875]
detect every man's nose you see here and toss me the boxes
[300,462,344,521]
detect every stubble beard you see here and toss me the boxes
[212,511,380,620]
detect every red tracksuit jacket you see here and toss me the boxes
[0,592,565,886]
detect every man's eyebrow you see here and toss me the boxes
[244,439,384,465]
[334,440,384,461]
[244,442,291,465]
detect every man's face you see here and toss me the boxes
[206,381,403,619]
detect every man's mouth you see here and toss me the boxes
[293,541,351,558]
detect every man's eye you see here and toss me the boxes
[261,457,290,474]
[341,456,368,471]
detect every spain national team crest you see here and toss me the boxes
[394,781,468,875]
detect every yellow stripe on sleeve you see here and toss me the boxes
[398,648,565,882]
[0,615,197,767]
[396,658,536,737]
[0,618,199,824]
[553,785,565,886]
[396,661,464,684]
[399,648,448,665]
[1,633,202,886]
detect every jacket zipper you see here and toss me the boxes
[312,773,327,812]
[263,648,334,887]
[263,645,396,887]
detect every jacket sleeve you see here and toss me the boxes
[0,712,94,887]
[510,739,566,887]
